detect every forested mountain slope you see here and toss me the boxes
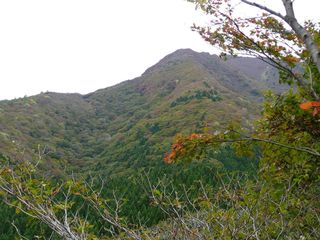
[0,49,294,238]
[0,49,281,175]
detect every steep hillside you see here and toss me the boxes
[0,49,282,175]
[225,56,288,93]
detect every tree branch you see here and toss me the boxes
[241,0,285,20]
[240,0,320,98]
[281,0,320,81]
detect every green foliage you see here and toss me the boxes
[150,171,320,239]
[170,89,221,107]
[255,90,320,185]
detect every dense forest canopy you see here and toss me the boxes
[0,0,319,239]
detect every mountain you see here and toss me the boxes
[0,49,283,175]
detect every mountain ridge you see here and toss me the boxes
[0,48,284,175]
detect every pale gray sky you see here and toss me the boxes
[0,0,318,100]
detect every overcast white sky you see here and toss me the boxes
[0,0,319,100]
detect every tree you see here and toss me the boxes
[189,0,320,98]
[164,0,320,179]
[163,1,320,237]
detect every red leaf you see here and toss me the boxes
[300,101,320,110]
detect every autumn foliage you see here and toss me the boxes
[191,0,320,98]
[164,133,206,164]
[300,101,320,116]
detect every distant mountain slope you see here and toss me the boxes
[225,56,288,93]
[0,49,285,175]
[0,93,98,174]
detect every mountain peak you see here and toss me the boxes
[142,48,215,76]
[168,48,203,57]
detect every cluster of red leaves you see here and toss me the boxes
[300,101,320,116]
[188,133,202,140]
[164,141,184,164]
[164,133,204,164]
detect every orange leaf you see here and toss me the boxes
[300,101,320,110]
[164,153,173,164]
[189,133,201,140]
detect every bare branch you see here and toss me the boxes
[241,0,285,20]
